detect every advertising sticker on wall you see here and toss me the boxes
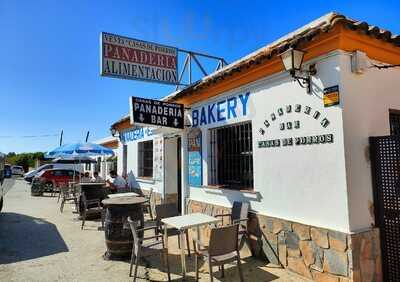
[153,136,163,181]
[323,85,340,107]
[188,129,202,187]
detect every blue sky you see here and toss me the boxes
[0,0,399,153]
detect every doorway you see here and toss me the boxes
[164,136,182,213]
[177,137,182,213]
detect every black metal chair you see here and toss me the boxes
[193,224,244,282]
[215,201,249,249]
[127,217,171,282]
[155,203,191,256]
[80,193,103,230]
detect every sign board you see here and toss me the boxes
[130,96,184,129]
[101,32,178,85]
[188,129,202,187]
[323,85,340,107]
[120,127,153,143]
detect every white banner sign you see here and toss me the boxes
[100,32,178,85]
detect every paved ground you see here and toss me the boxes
[0,180,307,281]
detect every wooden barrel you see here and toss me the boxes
[102,197,146,260]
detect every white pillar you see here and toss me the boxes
[181,130,188,214]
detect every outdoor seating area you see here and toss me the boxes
[47,183,301,281]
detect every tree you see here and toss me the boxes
[6,152,45,172]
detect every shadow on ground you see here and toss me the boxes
[130,248,280,281]
[0,212,68,264]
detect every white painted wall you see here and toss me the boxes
[124,132,163,194]
[164,137,178,195]
[110,51,399,234]
[117,144,124,176]
[188,52,351,233]
[340,52,400,232]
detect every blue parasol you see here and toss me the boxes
[45,142,114,158]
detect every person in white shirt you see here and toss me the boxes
[80,172,92,183]
[91,171,104,183]
[106,170,127,193]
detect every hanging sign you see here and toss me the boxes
[130,96,184,129]
[323,85,340,107]
[101,32,178,85]
[188,129,202,187]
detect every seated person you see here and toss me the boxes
[91,171,104,183]
[80,172,92,183]
[106,170,127,193]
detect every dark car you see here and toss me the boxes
[34,169,80,192]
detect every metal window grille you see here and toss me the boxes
[209,122,253,190]
[390,112,400,135]
[138,140,153,177]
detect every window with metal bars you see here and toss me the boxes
[209,121,253,190]
[389,111,400,135]
[138,140,153,177]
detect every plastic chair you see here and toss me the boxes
[215,201,249,249]
[127,217,171,282]
[59,185,78,213]
[142,188,155,220]
[193,224,244,282]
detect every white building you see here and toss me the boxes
[110,13,400,281]
[86,136,119,180]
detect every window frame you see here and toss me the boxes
[389,109,400,136]
[138,140,154,178]
[208,121,254,191]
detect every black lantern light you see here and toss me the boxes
[279,48,316,94]
[110,127,118,137]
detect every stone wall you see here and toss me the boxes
[165,193,178,204]
[187,199,382,282]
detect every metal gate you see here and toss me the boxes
[370,135,400,282]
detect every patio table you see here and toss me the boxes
[161,213,220,280]
[107,192,139,198]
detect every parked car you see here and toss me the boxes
[11,165,24,176]
[4,164,12,178]
[0,154,17,212]
[34,169,80,192]
[24,163,82,183]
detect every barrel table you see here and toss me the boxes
[101,196,147,260]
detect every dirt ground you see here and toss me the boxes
[0,180,307,281]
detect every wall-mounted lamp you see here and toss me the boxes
[280,48,317,94]
[110,128,118,137]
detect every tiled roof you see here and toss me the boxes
[166,12,400,102]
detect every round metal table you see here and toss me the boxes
[101,196,147,260]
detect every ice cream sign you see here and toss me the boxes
[191,92,250,127]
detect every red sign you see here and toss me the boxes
[101,32,178,85]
